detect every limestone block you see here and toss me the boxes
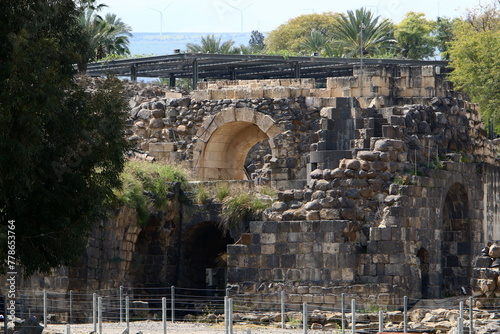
[148,142,175,152]
[190,90,211,101]
[254,113,275,133]
[421,65,435,77]
[210,89,227,99]
[263,87,291,99]
[326,77,338,89]
[489,244,500,258]
[235,107,255,123]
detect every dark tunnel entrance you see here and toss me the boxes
[182,222,234,293]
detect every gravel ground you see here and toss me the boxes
[43,321,319,334]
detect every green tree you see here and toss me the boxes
[78,1,132,61]
[331,8,395,57]
[249,30,266,52]
[300,29,343,57]
[0,0,128,274]
[433,17,456,60]
[265,12,340,54]
[185,34,240,54]
[394,12,437,59]
[448,2,500,133]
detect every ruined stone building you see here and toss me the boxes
[13,62,500,318]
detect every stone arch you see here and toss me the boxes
[182,221,234,290]
[193,107,283,181]
[441,181,471,297]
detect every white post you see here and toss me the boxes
[126,296,130,334]
[403,296,408,333]
[93,293,97,333]
[98,297,102,334]
[469,296,474,334]
[281,290,285,329]
[43,290,47,328]
[69,290,73,325]
[171,286,175,323]
[351,299,356,334]
[379,310,383,333]
[224,296,228,334]
[119,286,123,324]
[229,298,234,334]
[460,301,464,319]
[303,302,308,334]
[340,294,345,334]
[66,324,70,334]
[458,317,463,334]
[162,297,167,334]
[341,293,345,334]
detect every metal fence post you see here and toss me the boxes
[162,297,167,334]
[93,293,97,333]
[98,297,102,334]
[119,286,123,324]
[469,296,474,334]
[69,290,73,325]
[66,324,70,334]
[229,298,234,334]
[351,299,356,334]
[43,290,47,328]
[303,302,308,334]
[403,296,408,334]
[281,290,285,329]
[224,296,228,334]
[341,293,345,334]
[171,286,175,323]
[379,310,383,333]
[126,296,130,334]
[458,317,463,334]
[460,301,464,320]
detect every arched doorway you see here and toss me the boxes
[441,182,471,297]
[182,222,234,291]
[193,107,282,181]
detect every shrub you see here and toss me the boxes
[220,192,271,232]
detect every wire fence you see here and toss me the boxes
[4,286,495,334]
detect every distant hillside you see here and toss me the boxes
[129,32,254,56]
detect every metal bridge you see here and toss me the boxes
[86,53,449,89]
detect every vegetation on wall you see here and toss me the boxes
[113,160,189,226]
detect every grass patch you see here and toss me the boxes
[220,192,271,232]
[113,160,190,226]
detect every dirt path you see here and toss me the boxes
[43,321,323,334]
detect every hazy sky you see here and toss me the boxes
[101,0,483,33]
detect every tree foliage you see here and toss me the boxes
[331,8,396,57]
[0,0,129,274]
[433,17,456,60]
[265,13,340,54]
[249,30,266,52]
[77,0,132,61]
[185,34,240,54]
[448,1,500,133]
[394,12,437,59]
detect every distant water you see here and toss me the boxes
[129,32,253,56]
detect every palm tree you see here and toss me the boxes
[300,29,344,57]
[332,8,395,57]
[78,2,132,61]
[185,35,240,54]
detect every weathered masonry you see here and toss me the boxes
[12,63,500,315]
[121,63,500,306]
